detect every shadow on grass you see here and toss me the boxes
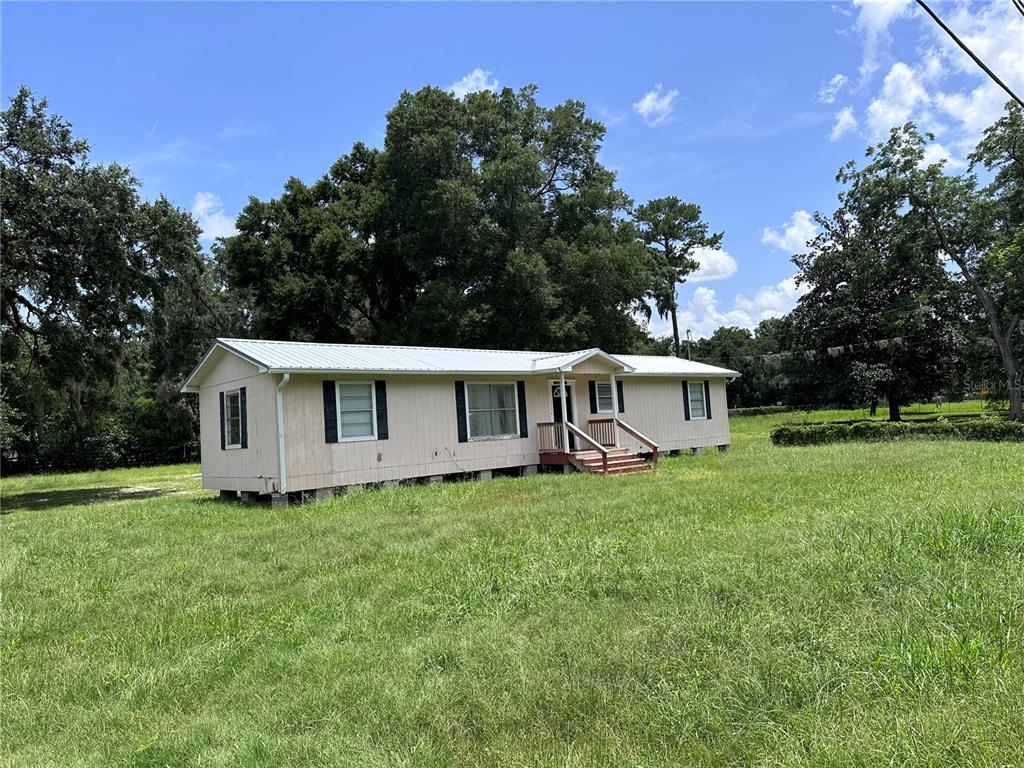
[0,486,167,514]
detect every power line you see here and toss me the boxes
[915,0,1024,109]
[1013,0,1024,20]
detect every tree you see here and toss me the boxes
[1,86,226,467]
[634,197,722,358]
[843,110,1023,420]
[962,103,1024,419]
[792,126,963,421]
[220,85,653,352]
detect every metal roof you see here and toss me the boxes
[182,338,739,392]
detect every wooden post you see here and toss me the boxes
[559,372,569,453]
[610,372,620,448]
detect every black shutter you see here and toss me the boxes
[323,381,338,443]
[616,380,625,413]
[682,380,691,421]
[704,380,712,420]
[219,391,226,449]
[516,380,528,438]
[588,380,598,413]
[375,380,389,440]
[455,381,468,443]
[239,387,248,448]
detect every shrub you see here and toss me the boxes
[771,418,1024,446]
[729,405,797,417]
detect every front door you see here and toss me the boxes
[551,383,577,451]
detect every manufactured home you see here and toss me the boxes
[182,339,739,504]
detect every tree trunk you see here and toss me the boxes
[920,205,1022,421]
[994,327,1022,421]
[869,398,878,417]
[888,391,901,422]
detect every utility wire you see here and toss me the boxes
[1013,0,1024,20]
[915,0,1024,109]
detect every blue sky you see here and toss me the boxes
[4,1,1022,339]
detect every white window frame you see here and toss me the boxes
[687,381,708,420]
[595,381,615,414]
[224,388,242,449]
[465,381,521,441]
[335,380,378,442]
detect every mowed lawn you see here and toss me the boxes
[2,410,1023,767]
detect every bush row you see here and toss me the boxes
[771,418,1024,446]
[729,405,797,417]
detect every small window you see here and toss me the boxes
[224,389,242,448]
[688,381,707,419]
[337,382,376,440]
[595,382,614,413]
[466,382,519,439]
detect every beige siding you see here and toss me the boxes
[198,351,279,492]
[282,374,552,490]
[578,375,731,452]
[196,353,733,493]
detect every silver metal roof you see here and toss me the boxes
[182,338,739,391]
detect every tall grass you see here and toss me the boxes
[2,408,1022,766]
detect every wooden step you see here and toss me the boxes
[573,450,651,475]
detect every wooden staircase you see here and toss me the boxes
[571,447,652,476]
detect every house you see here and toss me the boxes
[181,339,739,504]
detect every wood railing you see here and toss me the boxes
[565,422,608,473]
[615,419,659,465]
[537,421,564,453]
[586,418,616,447]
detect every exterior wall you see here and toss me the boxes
[281,374,552,491]
[577,375,731,453]
[198,352,279,493]
[195,353,734,494]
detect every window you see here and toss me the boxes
[224,389,242,448]
[337,382,376,440]
[595,382,614,413]
[688,381,707,419]
[466,382,519,439]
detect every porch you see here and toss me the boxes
[536,418,658,476]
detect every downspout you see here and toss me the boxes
[276,373,290,494]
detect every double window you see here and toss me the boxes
[466,382,519,439]
[336,382,376,440]
[224,389,242,448]
[687,381,708,420]
[595,382,615,413]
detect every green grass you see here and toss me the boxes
[2,409,1023,767]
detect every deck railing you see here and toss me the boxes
[537,421,564,453]
[586,418,617,447]
[615,420,659,465]
[565,422,609,473]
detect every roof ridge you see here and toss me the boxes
[218,338,560,356]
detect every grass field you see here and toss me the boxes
[2,407,1023,767]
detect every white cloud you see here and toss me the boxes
[866,61,931,140]
[448,68,499,98]
[191,191,236,242]
[649,275,809,339]
[853,0,1023,161]
[632,84,679,127]
[819,73,849,104]
[830,106,858,141]
[761,210,818,254]
[853,0,912,80]
[688,246,738,284]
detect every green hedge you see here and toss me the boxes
[729,405,797,417]
[771,418,1024,446]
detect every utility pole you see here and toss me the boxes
[686,329,692,361]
